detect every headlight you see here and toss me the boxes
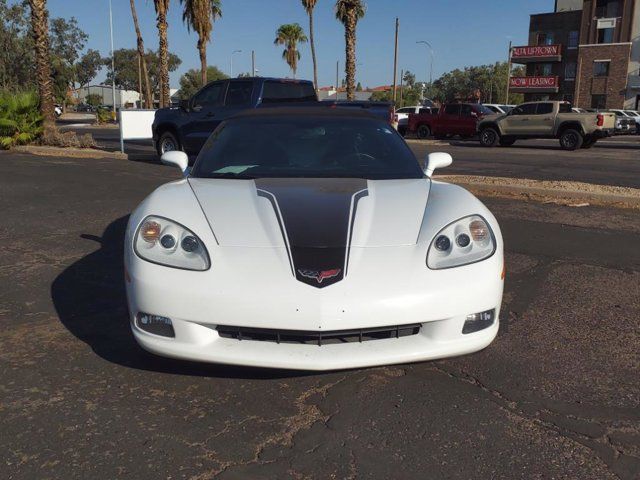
[427,215,495,269]
[134,215,210,271]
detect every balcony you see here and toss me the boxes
[511,44,562,63]
[509,76,560,93]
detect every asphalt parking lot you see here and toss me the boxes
[1,143,639,479]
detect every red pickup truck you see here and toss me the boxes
[408,103,494,138]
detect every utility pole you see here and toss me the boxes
[336,60,339,100]
[137,53,142,108]
[505,40,512,104]
[109,0,116,118]
[399,68,404,106]
[251,50,256,76]
[392,17,399,105]
[230,49,242,77]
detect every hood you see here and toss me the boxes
[188,177,430,287]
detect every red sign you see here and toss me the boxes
[509,76,559,90]
[511,44,561,59]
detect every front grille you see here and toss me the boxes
[216,323,422,346]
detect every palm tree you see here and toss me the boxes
[335,0,365,100]
[130,0,153,108]
[301,0,318,91]
[27,0,54,128]
[274,24,307,78]
[180,0,222,86]
[153,0,171,108]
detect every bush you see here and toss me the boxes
[85,93,102,107]
[40,127,96,148]
[95,107,112,124]
[0,91,44,149]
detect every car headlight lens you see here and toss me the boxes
[427,215,495,269]
[134,216,210,271]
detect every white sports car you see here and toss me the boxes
[125,107,504,371]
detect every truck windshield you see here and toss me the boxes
[192,116,424,180]
[261,81,317,103]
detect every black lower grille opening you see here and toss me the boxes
[216,324,421,346]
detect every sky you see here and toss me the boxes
[38,0,555,89]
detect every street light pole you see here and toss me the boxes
[109,0,116,118]
[416,40,434,101]
[230,49,242,77]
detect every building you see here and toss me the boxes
[510,0,639,109]
[76,85,140,109]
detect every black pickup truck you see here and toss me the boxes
[153,77,317,155]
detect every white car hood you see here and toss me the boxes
[188,177,430,288]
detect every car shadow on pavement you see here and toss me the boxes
[51,215,310,380]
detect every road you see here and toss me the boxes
[0,151,638,479]
[60,119,640,189]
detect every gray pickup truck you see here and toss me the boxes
[477,101,615,150]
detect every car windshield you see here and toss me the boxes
[500,105,513,112]
[191,116,424,180]
[623,111,639,117]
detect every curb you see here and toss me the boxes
[435,175,640,209]
[12,145,127,160]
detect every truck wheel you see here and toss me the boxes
[581,136,597,149]
[417,125,431,138]
[157,131,181,156]
[479,127,499,147]
[559,129,583,151]
[499,137,515,147]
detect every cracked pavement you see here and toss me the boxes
[0,151,638,479]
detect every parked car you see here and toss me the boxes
[608,110,637,134]
[76,103,95,113]
[153,77,317,156]
[483,104,515,114]
[54,104,62,117]
[477,101,615,150]
[395,105,437,135]
[408,103,493,139]
[623,110,640,133]
[129,107,504,370]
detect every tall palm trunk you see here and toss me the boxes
[308,11,318,91]
[344,12,357,100]
[198,38,207,85]
[28,0,54,127]
[130,0,153,108]
[155,1,171,108]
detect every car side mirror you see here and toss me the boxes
[424,152,453,178]
[470,111,478,118]
[161,150,189,176]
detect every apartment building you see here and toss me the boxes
[510,0,639,109]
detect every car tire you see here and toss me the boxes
[499,137,516,147]
[479,127,500,147]
[559,129,583,151]
[417,125,431,139]
[157,131,181,156]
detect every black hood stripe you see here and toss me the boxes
[255,178,368,288]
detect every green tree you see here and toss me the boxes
[49,16,88,106]
[301,0,318,90]
[178,65,228,98]
[335,0,365,100]
[274,23,307,78]
[85,93,102,107]
[356,81,362,91]
[180,0,222,86]
[402,70,416,88]
[0,0,35,91]
[76,49,102,88]
[103,48,181,96]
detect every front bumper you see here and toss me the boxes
[125,245,503,371]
